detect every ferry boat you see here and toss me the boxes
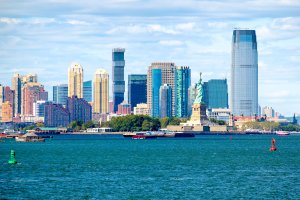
[15,132,45,142]
[276,131,290,136]
[131,132,157,139]
[174,132,195,137]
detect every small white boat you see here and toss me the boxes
[276,131,290,136]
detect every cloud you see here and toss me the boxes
[65,20,90,25]
[159,40,183,46]
[0,17,19,24]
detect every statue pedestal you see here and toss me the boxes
[188,103,207,125]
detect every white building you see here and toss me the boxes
[133,103,149,115]
[207,108,231,123]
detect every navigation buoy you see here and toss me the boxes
[8,150,17,164]
[269,138,277,151]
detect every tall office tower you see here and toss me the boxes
[83,80,92,102]
[112,48,125,112]
[4,86,15,113]
[147,62,176,116]
[231,29,258,116]
[22,73,38,84]
[93,69,109,114]
[44,102,70,127]
[188,84,198,116]
[12,73,22,115]
[203,79,228,109]
[53,84,68,106]
[128,74,147,110]
[151,69,162,118]
[33,100,47,118]
[0,84,3,120]
[1,101,13,123]
[68,62,83,98]
[175,66,191,118]
[66,96,92,123]
[21,82,48,116]
[160,84,172,118]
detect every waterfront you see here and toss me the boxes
[1,135,299,199]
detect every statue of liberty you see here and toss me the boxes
[194,72,203,104]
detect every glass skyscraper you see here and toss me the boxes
[152,69,162,118]
[231,29,258,116]
[128,74,147,110]
[83,80,92,102]
[160,84,172,118]
[203,79,228,109]
[53,84,68,106]
[175,66,191,118]
[112,48,125,112]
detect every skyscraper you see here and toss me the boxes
[160,84,172,118]
[175,66,191,118]
[4,86,15,113]
[44,102,70,127]
[68,62,83,98]
[203,79,228,109]
[151,69,162,118]
[128,74,147,110]
[83,80,92,102]
[93,69,109,114]
[231,29,258,116]
[147,62,176,116]
[53,84,68,106]
[66,96,92,123]
[112,48,125,112]
[11,73,22,115]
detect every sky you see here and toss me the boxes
[0,0,300,116]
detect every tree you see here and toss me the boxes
[82,121,95,130]
[160,117,169,128]
[142,120,151,131]
[169,117,181,126]
[36,122,44,127]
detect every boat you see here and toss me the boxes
[174,132,195,137]
[15,132,45,142]
[131,132,157,139]
[276,131,290,136]
[123,132,136,138]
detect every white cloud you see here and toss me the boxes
[159,40,183,46]
[0,17,19,24]
[66,20,90,25]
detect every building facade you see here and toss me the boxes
[231,29,258,116]
[1,101,13,122]
[21,82,48,117]
[151,69,162,118]
[203,79,228,109]
[147,62,176,116]
[93,69,109,114]
[160,84,172,118]
[112,48,125,112]
[4,86,15,114]
[11,73,22,115]
[66,96,92,123]
[83,80,92,102]
[262,106,275,118]
[0,84,3,120]
[53,84,68,106]
[117,102,131,115]
[175,66,191,118]
[133,103,149,115]
[128,74,147,110]
[44,102,70,127]
[68,62,83,98]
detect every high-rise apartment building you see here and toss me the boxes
[160,84,172,118]
[68,63,83,98]
[4,86,15,113]
[1,101,13,123]
[262,106,275,118]
[83,80,92,102]
[53,84,68,106]
[11,73,22,115]
[44,102,70,127]
[203,79,228,109]
[66,96,92,123]
[22,73,38,84]
[231,29,258,116]
[21,82,48,117]
[93,69,109,114]
[151,69,162,118]
[33,100,47,118]
[128,74,147,110]
[147,62,176,116]
[175,66,191,118]
[112,48,125,112]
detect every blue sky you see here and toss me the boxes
[0,0,300,116]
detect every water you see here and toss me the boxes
[1,134,299,199]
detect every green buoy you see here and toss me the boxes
[8,150,17,164]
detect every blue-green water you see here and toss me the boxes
[1,135,299,199]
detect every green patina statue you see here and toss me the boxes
[194,72,203,104]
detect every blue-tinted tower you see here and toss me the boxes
[53,84,68,106]
[112,48,125,112]
[152,69,162,118]
[83,80,92,102]
[128,74,147,110]
[203,79,228,109]
[231,30,258,116]
[175,66,191,117]
[160,84,172,118]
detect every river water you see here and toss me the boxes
[1,134,299,199]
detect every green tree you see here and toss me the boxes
[160,117,169,128]
[142,120,151,131]
[36,122,44,127]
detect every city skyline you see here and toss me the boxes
[0,0,300,116]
